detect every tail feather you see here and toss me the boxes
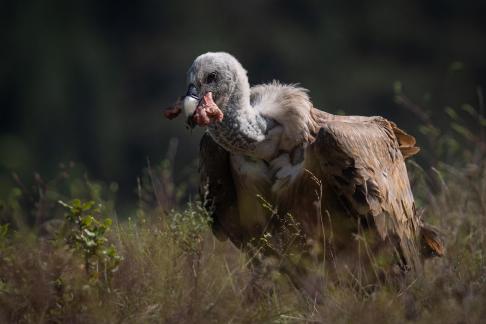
[390,121,421,159]
[420,224,445,258]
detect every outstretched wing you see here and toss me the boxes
[308,116,422,269]
[199,133,243,246]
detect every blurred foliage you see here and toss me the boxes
[1,0,486,215]
[59,199,122,284]
[0,161,118,231]
[0,143,486,322]
[169,202,211,254]
[395,85,486,166]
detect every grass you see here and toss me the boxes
[1,92,486,323]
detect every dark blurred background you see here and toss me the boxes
[1,0,485,213]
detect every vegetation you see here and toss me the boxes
[0,88,485,323]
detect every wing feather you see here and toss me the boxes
[199,133,243,246]
[309,117,422,269]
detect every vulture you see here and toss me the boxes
[164,52,443,291]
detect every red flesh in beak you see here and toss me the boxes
[163,98,182,120]
[193,92,224,126]
[163,106,182,119]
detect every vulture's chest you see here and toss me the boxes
[229,151,305,231]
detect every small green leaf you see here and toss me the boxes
[449,61,464,72]
[84,229,96,237]
[85,240,96,247]
[461,104,477,117]
[393,80,402,94]
[0,224,8,238]
[451,123,474,141]
[71,199,82,209]
[82,216,94,226]
[82,201,96,211]
[445,106,458,120]
[58,200,72,209]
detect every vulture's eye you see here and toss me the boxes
[206,72,218,84]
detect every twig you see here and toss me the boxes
[474,86,485,163]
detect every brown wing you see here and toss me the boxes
[308,116,422,270]
[309,109,420,159]
[199,133,244,246]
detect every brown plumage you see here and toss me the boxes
[171,52,443,293]
[200,109,442,271]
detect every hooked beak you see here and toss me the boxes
[181,84,224,129]
[183,84,199,129]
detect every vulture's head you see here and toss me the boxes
[182,52,249,128]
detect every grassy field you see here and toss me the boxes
[1,99,485,323]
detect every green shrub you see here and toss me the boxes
[59,199,122,285]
